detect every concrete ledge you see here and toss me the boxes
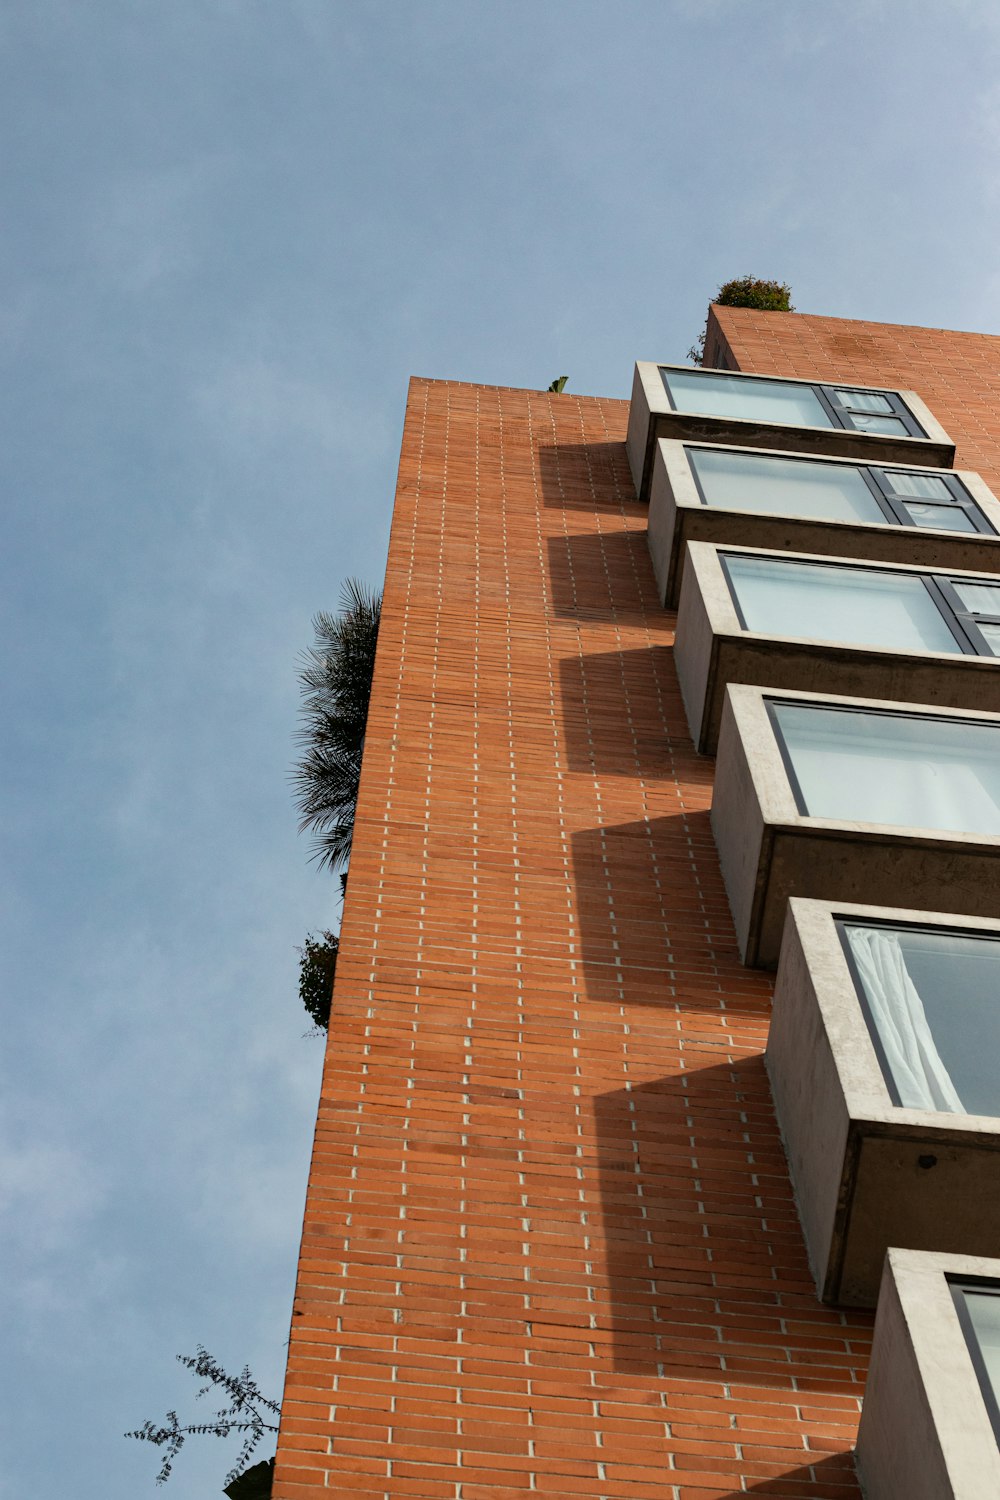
[856,1248,1000,1500]
[648,440,1000,608]
[766,899,1000,1307]
[628,363,956,503]
[675,542,1000,755]
[710,685,1000,968]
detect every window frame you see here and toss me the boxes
[716,551,981,657]
[764,696,1000,821]
[833,914,1000,1112]
[949,1276,1000,1451]
[824,384,925,438]
[685,446,997,536]
[854,1249,1000,1498]
[933,576,1000,652]
[710,686,1000,968]
[866,464,994,534]
[659,366,929,439]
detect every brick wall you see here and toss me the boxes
[275,315,1000,1499]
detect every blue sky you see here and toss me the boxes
[4,3,1000,1496]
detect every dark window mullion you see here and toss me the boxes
[934,578,1000,656]
[860,467,904,523]
[824,386,925,439]
[921,577,981,655]
[959,616,1000,655]
[815,386,851,431]
[870,468,995,534]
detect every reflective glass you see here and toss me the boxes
[951,582,1000,615]
[771,702,1000,835]
[725,556,959,654]
[886,472,953,499]
[978,623,1000,656]
[663,370,834,427]
[689,449,887,523]
[960,1290,1000,1406]
[903,501,977,533]
[844,922,1000,1114]
[835,389,894,414]
[849,413,910,436]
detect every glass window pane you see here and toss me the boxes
[771,702,1000,835]
[844,923,1000,1114]
[961,1290,1000,1402]
[903,501,978,533]
[689,449,887,524]
[885,471,953,499]
[951,582,1000,615]
[977,623,1000,656]
[848,413,910,436]
[725,556,960,654]
[663,369,834,428]
[834,389,894,414]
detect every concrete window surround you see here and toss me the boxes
[710,684,1000,968]
[766,898,1000,1308]
[855,1248,1000,1499]
[626,362,955,504]
[647,440,1000,608]
[675,542,1000,755]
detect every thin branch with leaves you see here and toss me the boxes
[125,1346,280,1487]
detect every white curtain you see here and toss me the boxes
[847,926,963,1112]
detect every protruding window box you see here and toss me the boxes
[647,440,1000,607]
[711,686,1000,967]
[767,898,1000,1307]
[855,1249,1000,1498]
[676,543,1000,754]
[626,363,955,504]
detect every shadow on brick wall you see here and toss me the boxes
[591,1062,868,1397]
[537,440,636,513]
[570,815,747,1008]
[728,1453,860,1498]
[557,647,709,779]
[545,528,663,624]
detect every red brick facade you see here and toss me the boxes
[274,310,1000,1498]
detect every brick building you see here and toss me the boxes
[272,308,1000,1498]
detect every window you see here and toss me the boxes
[945,578,1000,652]
[629,364,955,508]
[687,447,995,534]
[768,700,1000,835]
[827,386,914,437]
[765,903,1000,1307]
[720,555,966,655]
[719,553,1000,657]
[855,1250,1000,1497]
[710,688,1000,967]
[661,367,928,438]
[953,1280,1000,1447]
[840,920,1000,1115]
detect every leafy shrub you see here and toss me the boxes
[297,929,339,1030]
[688,275,793,363]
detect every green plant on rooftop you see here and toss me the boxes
[687,275,794,364]
[547,375,568,392]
